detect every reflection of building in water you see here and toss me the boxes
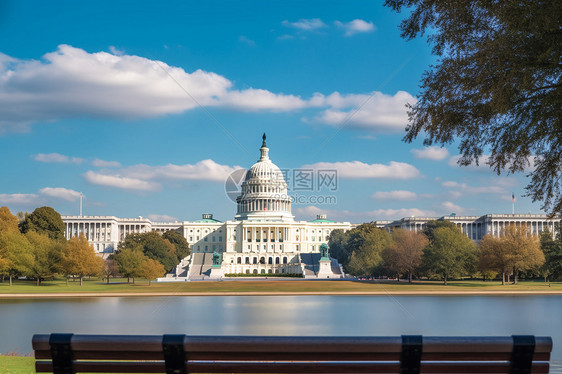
[61,135,561,279]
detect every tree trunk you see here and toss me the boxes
[502,272,505,285]
[148,280,151,286]
[36,277,40,286]
[408,271,412,283]
[513,267,518,284]
[80,275,83,286]
[107,276,110,284]
[443,274,447,286]
[132,277,135,284]
[9,274,13,287]
[127,276,130,284]
[66,277,69,286]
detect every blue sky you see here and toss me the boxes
[0,0,542,223]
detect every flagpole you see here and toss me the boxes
[80,193,83,216]
[512,192,515,214]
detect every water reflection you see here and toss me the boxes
[1,295,560,361]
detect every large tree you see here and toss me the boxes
[346,224,392,276]
[540,230,562,281]
[140,258,165,285]
[383,229,429,282]
[61,234,104,286]
[385,0,562,214]
[503,225,544,284]
[0,230,34,286]
[162,230,190,261]
[327,229,351,267]
[20,206,65,240]
[115,247,147,284]
[479,234,514,285]
[421,226,476,285]
[118,232,178,272]
[25,231,63,285]
[0,207,19,233]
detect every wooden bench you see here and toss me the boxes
[33,334,552,374]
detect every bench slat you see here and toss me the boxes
[35,360,551,374]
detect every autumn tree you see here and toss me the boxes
[140,258,165,285]
[346,224,392,276]
[162,230,190,261]
[0,230,34,286]
[421,226,476,285]
[479,234,513,285]
[385,0,562,214]
[115,247,147,284]
[20,206,65,240]
[383,229,429,282]
[25,231,63,285]
[503,225,544,284]
[0,207,19,233]
[61,234,104,286]
[102,258,120,284]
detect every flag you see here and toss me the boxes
[512,193,515,203]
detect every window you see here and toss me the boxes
[204,237,208,242]
[245,257,250,264]
[283,257,287,264]
[253,257,258,264]
[237,257,242,264]
[275,257,280,264]
[212,236,215,242]
[268,257,273,264]
[205,245,208,251]
[260,257,265,264]
[219,236,222,242]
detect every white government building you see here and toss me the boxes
[62,135,561,280]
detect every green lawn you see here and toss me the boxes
[0,277,560,294]
[0,355,35,374]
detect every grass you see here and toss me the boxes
[0,277,561,295]
[0,355,35,374]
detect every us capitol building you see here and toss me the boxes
[62,135,561,280]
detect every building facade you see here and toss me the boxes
[61,135,561,278]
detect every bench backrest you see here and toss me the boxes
[33,334,552,374]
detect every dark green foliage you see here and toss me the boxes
[327,229,350,266]
[421,226,477,285]
[385,0,562,214]
[540,229,562,280]
[118,232,177,272]
[162,230,190,261]
[20,207,65,240]
[423,220,457,243]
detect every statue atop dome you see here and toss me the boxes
[262,133,267,147]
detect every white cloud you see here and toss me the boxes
[372,190,418,201]
[335,19,376,36]
[33,153,84,164]
[147,214,179,222]
[0,45,312,130]
[120,159,241,182]
[91,159,121,168]
[238,36,256,46]
[220,89,307,112]
[39,187,82,202]
[302,161,421,179]
[83,171,161,191]
[282,18,327,31]
[441,180,506,195]
[440,201,464,214]
[0,193,40,205]
[411,146,449,160]
[311,91,416,133]
[108,46,124,55]
[83,159,240,192]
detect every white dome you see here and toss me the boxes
[235,135,294,222]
